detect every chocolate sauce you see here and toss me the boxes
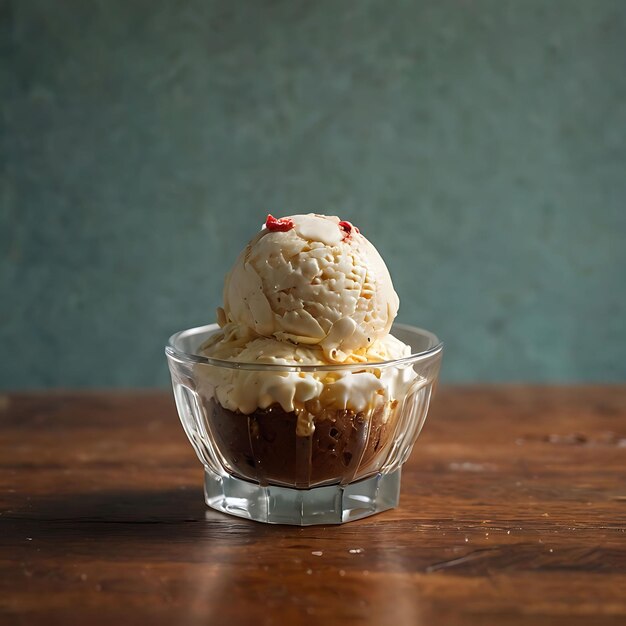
[204,400,398,488]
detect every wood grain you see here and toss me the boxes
[1,387,625,626]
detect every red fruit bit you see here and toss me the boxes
[265,214,295,232]
[339,220,360,239]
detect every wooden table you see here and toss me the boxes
[1,387,625,625]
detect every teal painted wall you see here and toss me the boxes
[2,0,625,388]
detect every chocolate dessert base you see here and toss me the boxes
[204,400,399,488]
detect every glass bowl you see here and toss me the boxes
[165,323,442,525]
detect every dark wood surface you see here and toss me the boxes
[1,387,625,626]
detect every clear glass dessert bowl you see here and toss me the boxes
[165,323,443,525]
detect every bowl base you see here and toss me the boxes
[204,467,401,526]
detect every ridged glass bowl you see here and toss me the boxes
[166,323,442,525]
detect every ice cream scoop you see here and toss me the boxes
[220,213,399,363]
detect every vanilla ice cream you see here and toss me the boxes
[198,213,419,435]
[220,213,399,362]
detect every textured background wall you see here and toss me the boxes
[2,0,625,388]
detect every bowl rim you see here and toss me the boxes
[165,322,443,372]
